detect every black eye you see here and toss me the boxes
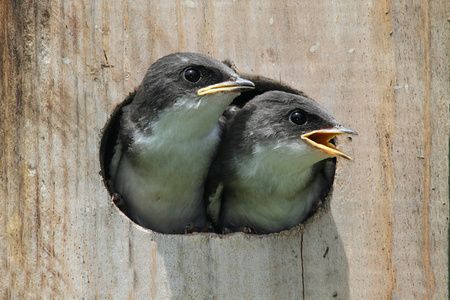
[290,110,308,125]
[184,68,201,82]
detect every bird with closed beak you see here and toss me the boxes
[109,52,255,234]
[206,90,357,234]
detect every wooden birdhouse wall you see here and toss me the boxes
[1,0,448,298]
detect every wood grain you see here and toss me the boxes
[1,0,448,298]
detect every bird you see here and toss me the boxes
[108,52,255,234]
[206,90,357,234]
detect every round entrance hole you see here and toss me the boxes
[99,74,337,234]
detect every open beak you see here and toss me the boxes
[301,126,358,160]
[197,77,255,96]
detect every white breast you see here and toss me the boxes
[114,92,237,233]
[222,140,331,233]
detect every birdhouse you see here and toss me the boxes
[2,1,448,298]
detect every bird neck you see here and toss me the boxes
[149,93,236,140]
[231,140,329,197]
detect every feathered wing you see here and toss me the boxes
[204,105,240,230]
[205,178,225,226]
[100,91,135,195]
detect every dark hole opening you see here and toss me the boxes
[99,74,336,233]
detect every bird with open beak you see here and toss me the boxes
[109,53,255,234]
[206,90,357,234]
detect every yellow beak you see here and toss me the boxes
[197,77,255,96]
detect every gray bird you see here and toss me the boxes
[109,53,255,234]
[206,90,357,234]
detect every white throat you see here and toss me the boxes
[149,93,237,140]
[236,139,329,192]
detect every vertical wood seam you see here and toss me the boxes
[420,0,435,296]
[301,232,305,300]
[376,0,396,296]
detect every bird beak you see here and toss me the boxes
[197,77,255,96]
[301,126,358,160]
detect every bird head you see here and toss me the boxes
[230,91,357,169]
[133,53,255,114]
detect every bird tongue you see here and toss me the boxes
[301,127,357,160]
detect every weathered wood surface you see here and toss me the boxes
[1,0,448,299]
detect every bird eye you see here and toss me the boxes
[184,68,202,82]
[289,110,308,125]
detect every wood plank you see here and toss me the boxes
[0,0,448,298]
